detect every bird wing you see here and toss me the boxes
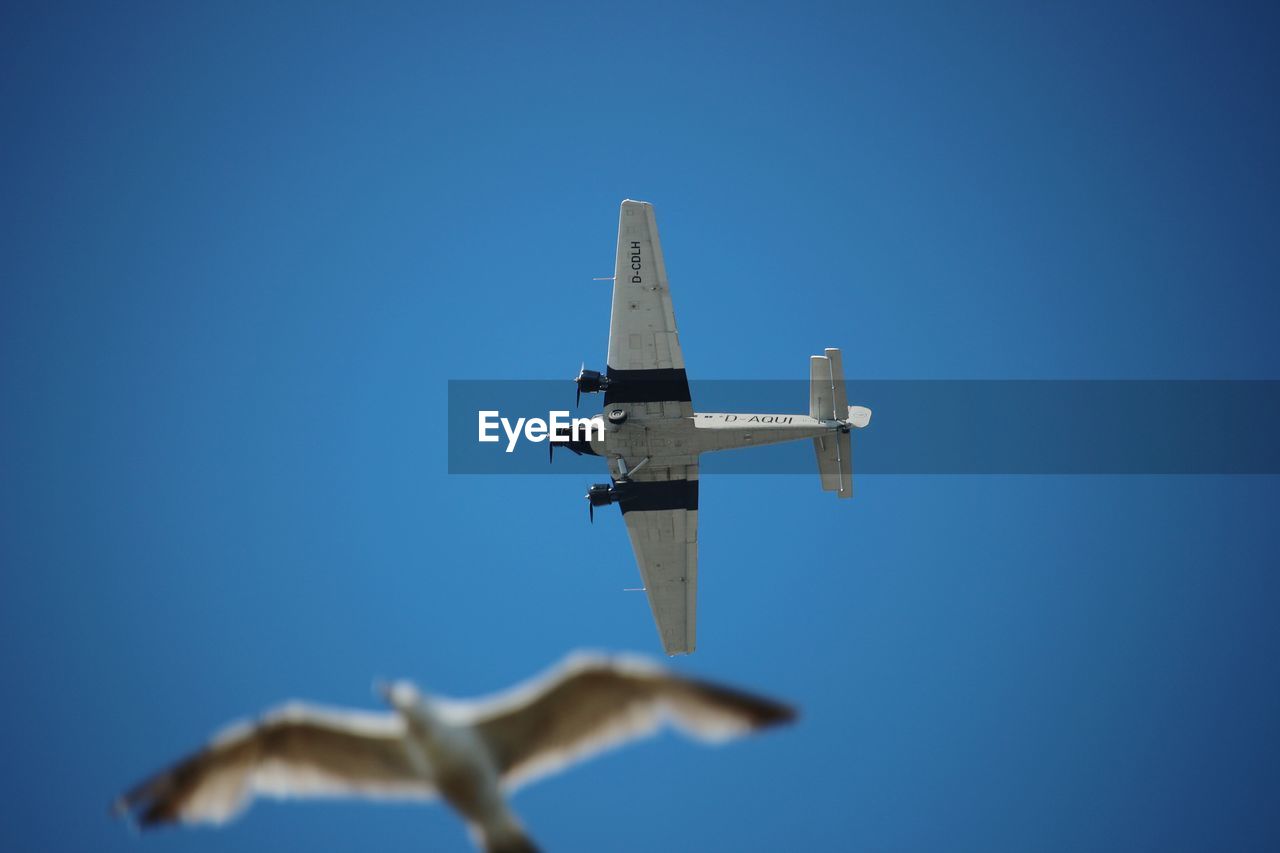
[466,653,795,790]
[113,703,435,827]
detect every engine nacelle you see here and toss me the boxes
[585,482,620,523]
[586,483,618,507]
[576,368,610,397]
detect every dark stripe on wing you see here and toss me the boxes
[614,479,698,514]
[604,367,692,405]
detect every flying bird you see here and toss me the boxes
[112,653,796,852]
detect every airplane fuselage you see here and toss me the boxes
[577,411,846,477]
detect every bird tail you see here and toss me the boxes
[472,813,539,853]
[486,831,540,853]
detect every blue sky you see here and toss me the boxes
[2,2,1279,851]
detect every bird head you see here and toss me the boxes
[374,679,423,713]
[374,679,451,739]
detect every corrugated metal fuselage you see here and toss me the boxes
[583,412,844,473]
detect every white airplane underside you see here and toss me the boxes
[557,200,871,656]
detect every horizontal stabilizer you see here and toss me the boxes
[812,431,853,498]
[825,348,849,415]
[809,356,831,420]
[810,349,849,421]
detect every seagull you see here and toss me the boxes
[112,652,796,852]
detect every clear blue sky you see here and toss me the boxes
[3,3,1279,851]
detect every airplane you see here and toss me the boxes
[551,199,872,656]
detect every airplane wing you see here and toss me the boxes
[617,465,699,655]
[606,200,692,419]
[605,201,698,654]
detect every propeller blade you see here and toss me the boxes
[549,440,553,464]
[589,500,594,524]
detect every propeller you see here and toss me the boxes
[585,483,618,524]
[551,419,576,464]
[549,422,567,464]
[574,364,613,408]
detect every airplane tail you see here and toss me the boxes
[813,431,853,498]
[809,348,870,499]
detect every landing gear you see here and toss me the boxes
[606,408,628,425]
